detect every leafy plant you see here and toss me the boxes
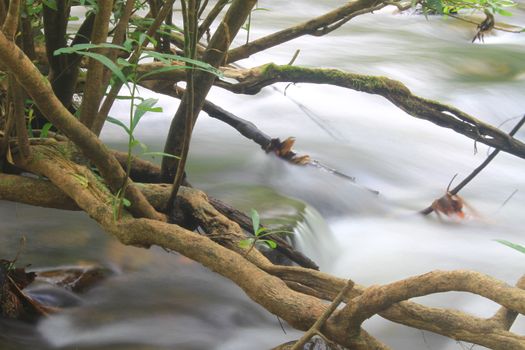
[54,38,222,219]
[239,209,293,255]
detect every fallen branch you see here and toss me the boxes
[267,265,525,350]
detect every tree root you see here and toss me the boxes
[2,143,525,349]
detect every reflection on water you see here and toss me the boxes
[2,2,525,349]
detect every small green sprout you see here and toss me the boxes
[239,209,293,256]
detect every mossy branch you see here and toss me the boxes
[221,64,525,160]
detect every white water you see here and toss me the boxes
[1,2,525,349]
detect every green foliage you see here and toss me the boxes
[40,123,54,138]
[55,40,206,218]
[42,0,57,10]
[54,44,131,86]
[419,0,516,15]
[239,209,293,254]
[51,17,222,220]
[109,188,131,221]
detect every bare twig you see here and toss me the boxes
[447,13,524,34]
[421,114,525,215]
[197,0,228,41]
[291,279,354,350]
[226,0,395,63]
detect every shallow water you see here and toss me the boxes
[2,2,525,349]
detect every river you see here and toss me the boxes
[1,1,525,349]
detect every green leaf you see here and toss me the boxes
[78,51,128,85]
[117,57,134,67]
[139,142,148,152]
[53,43,128,55]
[106,116,131,135]
[139,65,194,81]
[143,151,180,159]
[42,0,57,10]
[255,227,267,236]
[496,8,513,15]
[131,98,160,132]
[495,239,525,254]
[250,209,260,235]
[145,51,223,77]
[40,122,53,138]
[122,198,131,207]
[427,0,444,13]
[114,95,135,100]
[139,32,157,46]
[123,38,135,52]
[260,239,277,249]
[238,238,254,249]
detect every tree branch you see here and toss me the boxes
[291,279,354,350]
[226,0,393,64]
[197,0,228,42]
[79,0,114,130]
[92,0,176,136]
[220,64,525,160]
[0,31,164,221]
[420,115,525,215]
[10,76,30,159]
[1,0,20,39]
[333,270,525,335]
[3,165,525,349]
[160,0,259,181]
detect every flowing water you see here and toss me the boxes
[2,2,525,349]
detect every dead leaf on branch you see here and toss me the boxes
[431,192,466,219]
[265,137,312,165]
